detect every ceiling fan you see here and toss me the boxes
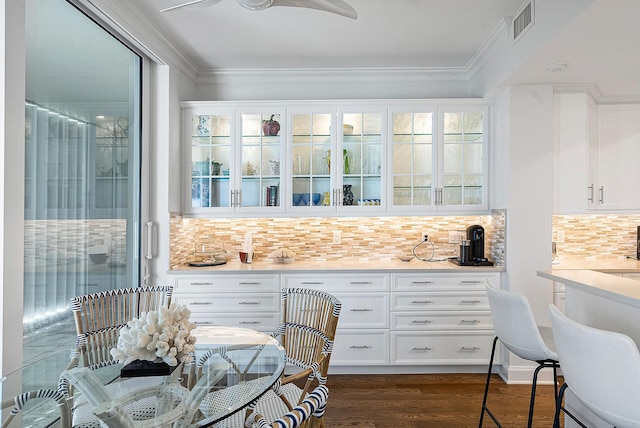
[160,0,358,19]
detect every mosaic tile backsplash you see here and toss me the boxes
[553,214,640,258]
[170,210,506,268]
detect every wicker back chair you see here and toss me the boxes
[1,389,71,428]
[62,286,173,427]
[247,385,329,428]
[207,288,340,428]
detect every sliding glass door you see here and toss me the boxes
[24,0,142,382]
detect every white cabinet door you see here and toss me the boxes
[595,104,640,210]
[553,92,596,213]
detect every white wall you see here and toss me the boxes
[493,84,555,382]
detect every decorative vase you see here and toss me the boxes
[343,184,354,206]
[343,149,350,174]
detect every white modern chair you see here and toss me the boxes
[480,283,560,428]
[548,304,640,428]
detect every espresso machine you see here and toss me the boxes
[450,224,494,266]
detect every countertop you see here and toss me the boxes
[169,258,505,274]
[550,256,640,273]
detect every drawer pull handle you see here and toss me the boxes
[460,300,482,304]
[349,345,372,349]
[411,300,433,304]
[460,280,482,284]
[460,319,481,324]
[350,308,373,312]
[190,301,213,305]
[411,281,433,284]
[412,347,432,351]
[239,301,260,305]
[460,346,481,351]
[194,321,214,325]
[350,281,373,285]
[238,282,261,285]
[190,282,213,286]
[301,282,324,285]
[239,321,261,325]
[411,320,432,324]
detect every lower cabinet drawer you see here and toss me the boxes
[332,293,389,329]
[331,329,389,366]
[191,313,279,332]
[174,293,280,313]
[391,311,493,330]
[392,292,489,311]
[390,331,498,365]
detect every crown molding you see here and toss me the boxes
[466,17,511,80]
[553,84,602,100]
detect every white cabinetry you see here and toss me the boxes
[172,274,280,332]
[390,272,500,365]
[388,105,489,213]
[553,92,596,213]
[282,273,390,366]
[595,104,640,210]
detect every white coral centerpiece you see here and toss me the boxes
[110,303,197,366]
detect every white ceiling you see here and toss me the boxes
[133,0,526,70]
[128,0,640,99]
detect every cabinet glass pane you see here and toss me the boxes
[391,111,434,207]
[190,113,232,208]
[291,113,331,208]
[442,111,484,206]
[241,113,281,208]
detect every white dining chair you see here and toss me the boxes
[480,283,560,428]
[548,304,640,428]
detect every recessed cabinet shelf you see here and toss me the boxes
[181,100,490,217]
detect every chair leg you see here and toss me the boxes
[554,382,588,428]
[479,336,502,428]
[528,360,561,428]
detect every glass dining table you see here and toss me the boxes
[2,325,286,427]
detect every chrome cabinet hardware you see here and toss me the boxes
[239,321,261,324]
[190,282,213,286]
[301,281,324,285]
[349,345,372,349]
[460,280,482,284]
[238,282,261,285]
[411,320,432,324]
[460,300,482,304]
[411,281,433,284]
[588,184,594,202]
[190,301,213,305]
[238,301,259,305]
[412,346,432,351]
[412,300,434,304]
[350,308,373,312]
[350,281,373,285]
[460,319,481,324]
[599,185,604,203]
[460,346,481,351]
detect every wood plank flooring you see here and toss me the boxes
[323,373,562,428]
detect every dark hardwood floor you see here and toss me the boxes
[323,373,562,428]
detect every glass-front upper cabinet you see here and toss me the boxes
[389,106,488,212]
[440,108,487,210]
[188,110,234,213]
[289,110,334,210]
[184,108,285,214]
[238,111,284,212]
[338,109,385,211]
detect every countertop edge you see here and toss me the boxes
[538,269,640,309]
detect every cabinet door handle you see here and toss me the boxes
[239,321,261,325]
[587,184,594,202]
[301,281,324,285]
[194,321,214,325]
[460,346,481,351]
[460,300,482,304]
[349,345,371,349]
[460,280,482,284]
[350,281,373,285]
[238,282,261,285]
[190,301,213,305]
[238,301,260,305]
[460,319,481,324]
[411,320,432,324]
[411,281,433,284]
[230,189,235,207]
[190,282,213,286]
[599,186,604,204]
[412,346,432,351]
[237,190,242,207]
[411,300,433,304]
[350,308,373,312]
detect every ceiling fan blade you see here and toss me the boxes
[270,0,357,19]
[161,0,222,13]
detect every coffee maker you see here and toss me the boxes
[450,225,494,266]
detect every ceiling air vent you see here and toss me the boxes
[513,1,534,42]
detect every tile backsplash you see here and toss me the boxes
[553,214,640,258]
[170,210,506,268]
